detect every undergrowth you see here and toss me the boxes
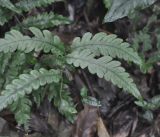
[0,0,158,130]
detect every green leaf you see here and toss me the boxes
[16,0,62,12]
[132,31,152,52]
[0,0,20,13]
[49,84,77,122]
[0,27,64,56]
[135,95,160,110]
[67,50,142,100]
[0,53,12,74]
[0,68,60,111]
[0,0,63,26]
[15,12,70,29]
[80,87,101,107]
[3,52,26,87]
[104,0,157,22]
[10,97,32,125]
[72,32,142,65]
[0,7,13,26]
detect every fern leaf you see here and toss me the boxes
[15,12,70,29]
[104,0,157,22]
[0,53,12,74]
[3,52,26,87]
[49,84,77,122]
[0,0,20,13]
[132,31,152,52]
[0,68,60,111]
[135,95,160,110]
[0,53,12,89]
[0,27,64,55]
[0,7,13,26]
[67,50,142,100]
[16,0,62,12]
[32,87,45,107]
[71,32,142,65]
[10,97,32,125]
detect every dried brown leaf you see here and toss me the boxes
[97,118,110,137]
[73,105,99,137]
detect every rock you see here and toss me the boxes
[0,117,9,136]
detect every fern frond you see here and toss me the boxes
[104,0,156,22]
[0,68,60,111]
[0,7,13,26]
[132,31,152,52]
[3,52,26,87]
[0,0,20,13]
[16,12,70,29]
[0,27,64,55]
[135,95,160,110]
[0,53,12,89]
[49,84,77,122]
[71,32,142,65]
[67,50,142,100]
[16,0,62,12]
[0,53,12,74]
[10,97,32,125]
[32,87,45,107]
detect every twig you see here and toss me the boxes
[81,70,95,97]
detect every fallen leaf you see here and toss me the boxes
[72,105,99,137]
[97,118,110,137]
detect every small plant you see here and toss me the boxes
[129,3,160,112]
[80,87,101,107]
[130,12,160,73]
[1,0,158,131]
[0,26,144,126]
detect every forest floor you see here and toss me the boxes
[0,0,160,137]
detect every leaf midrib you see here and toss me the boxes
[0,38,62,52]
[72,43,140,64]
[68,55,135,89]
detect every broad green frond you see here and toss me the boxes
[104,0,157,22]
[0,27,64,55]
[10,97,32,125]
[16,0,62,12]
[16,12,70,29]
[71,32,142,65]
[67,50,142,100]
[0,0,20,13]
[0,68,60,111]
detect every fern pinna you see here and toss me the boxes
[0,27,143,126]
